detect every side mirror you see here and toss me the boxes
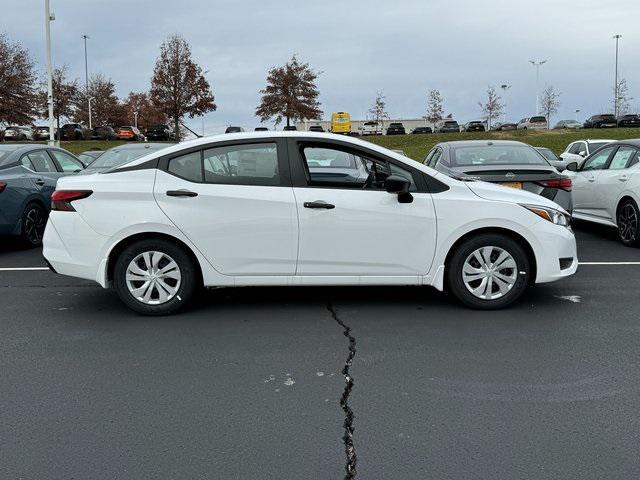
[384,175,413,203]
[566,161,578,172]
[578,151,587,157]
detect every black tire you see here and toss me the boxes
[446,234,531,310]
[113,238,198,315]
[617,199,640,247]
[21,202,47,247]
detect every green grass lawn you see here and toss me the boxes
[19,127,640,162]
[364,128,640,162]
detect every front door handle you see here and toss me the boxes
[619,175,629,182]
[304,201,335,209]
[166,190,198,197]
[587,176,596,182]
[35,179,45,186]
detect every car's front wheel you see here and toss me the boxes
[446,234,531,309]
[617,199,640,247]
[113,239,198,315]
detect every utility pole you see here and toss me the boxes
[613,34,622,118]
[529,60,547,114]
[575,109,581,122]
[88,97,93,129]
[500,84,511,122]
[44,0,56,146]
[134,111,138,129]
[82,34,90,127]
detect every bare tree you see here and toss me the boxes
[478,86,504,130]
[256,55,322,128]
[39,66,80,132]
[150,34,217,140]
[368,91,389,130]
[0,33,39,125]
[122,91,166,130]
[539,86,561,128]
[74,73,124,127]
[425,89,444,125]
[614,78,633,116]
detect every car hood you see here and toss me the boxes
[465,180,565,212]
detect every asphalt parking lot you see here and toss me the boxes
[1,221,640,479]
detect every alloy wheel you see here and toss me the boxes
[462,246,517,300]
[24,206,46,245]
[125,251,182,305]
[618,204,638,242]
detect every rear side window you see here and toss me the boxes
[26,151,57,172]
[50,150,83,172]
[567,143,582,154]
[203,143,279,186]
[608,147,636,170]
[168,151,203,182]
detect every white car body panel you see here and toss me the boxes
[43,132,578,297]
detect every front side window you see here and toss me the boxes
[27,151,57,172]
[608,147,637,170]
[582,146,615,171]
[301,145,415,190]
[50,150,83,172]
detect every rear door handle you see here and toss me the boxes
[304,201,335,209]
[587,177,596,182]
[619,175,629,182]
[166,190,198,197]
[35,179,45,186]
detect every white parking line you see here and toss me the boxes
[579,262,640,265]
[0,267,50,271]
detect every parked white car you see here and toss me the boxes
[43,132,577,314]
[567,140,640,246]
[560,139,614,168]
[517,116,547,130]
[3,126,34,141]
[359,121,383,136]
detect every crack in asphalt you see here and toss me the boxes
[326,303,357,479]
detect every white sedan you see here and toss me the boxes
[568,140,640,246]
[43,132,577,315]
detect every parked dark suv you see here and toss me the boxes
[584,114,617,129]
[386,123,406,135]
[617,114,640,128]
[464,121,486,132]
[145,124,175,141]
[91,126,117,140]
[59,123,91,140]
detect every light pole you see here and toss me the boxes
[88,97,94,130]
[529,59,547,114]
[82,34,90,126]
[613,34,622,117]
[575,109,581,122]
[134,111,138,129]
[44,0,56,146]
[500,84,511,122]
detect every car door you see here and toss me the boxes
[571,145,616,215]
[20,150,60,204]
[153,138,298,276]
[594,146,639,221]
[289,139,437,277]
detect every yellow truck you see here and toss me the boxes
[330,112,351,134]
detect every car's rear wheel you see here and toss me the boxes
[21,202,47,247]
[113,239,197,315]
[617,199,640,247]
[446,234,530,309]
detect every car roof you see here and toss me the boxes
[437,140,530,148]
[106,142,168,150]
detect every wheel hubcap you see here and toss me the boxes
[618,204,638,242]
[25,207,45,244]
[125,251,182,305]
[462,246,518,300]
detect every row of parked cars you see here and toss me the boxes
[0,124,177,142]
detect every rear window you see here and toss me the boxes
[0,145,22,167]
[530,116,546,123]
[445,121,458,126]
[601,115,615,120]
[88,145,165,170]
[451,145,548,167]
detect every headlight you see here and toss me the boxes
[521,204,571,228]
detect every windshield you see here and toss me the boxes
[536,148,557,162]
[451,145,548,167]
[589,141,611,152]
[0,145,22,166]
[445,121,458,126]
[530,116,546,123]
[87,145,165,170]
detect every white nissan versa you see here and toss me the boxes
[43,132,577,315]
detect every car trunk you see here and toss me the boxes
[460,166,562,200]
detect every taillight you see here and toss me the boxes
[0,182,6,194]
[51,190,92,211]
[539,178,572,192]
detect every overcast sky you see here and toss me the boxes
[3,0,639,132]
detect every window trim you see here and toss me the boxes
[159,138,291,187]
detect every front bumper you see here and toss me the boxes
[530,220,578,283]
